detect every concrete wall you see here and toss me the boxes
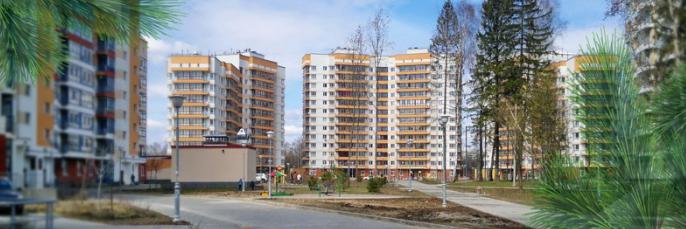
[173,147,256,183]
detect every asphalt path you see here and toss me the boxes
[117,194,422,229]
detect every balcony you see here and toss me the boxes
[97,126,114,135]
[97,64,115,77]
[96,106,115,119]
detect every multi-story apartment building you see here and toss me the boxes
[0,22,148,190]
[167,50,285,172]
[302,48,461,180]
[626,0,659,94]
[625,0,684,94]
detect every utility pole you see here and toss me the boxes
[267,131,274,198]
[169,95,185,224]
[440,114,450,208]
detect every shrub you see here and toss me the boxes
[307,176,318,191]
[355,175,363,183]
[379,176,387,185]
[336,170,348,190]
[320,171,334,193]
[366,177,386,193]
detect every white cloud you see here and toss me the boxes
[283,108,303,142]
[284,125,303,141]
[147,119,166,128]
[147,82,169,100]
[553,22,623,54]
[142,0,430,145]
[145,37,197,64]
[146,118,169,146]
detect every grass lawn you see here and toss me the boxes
[123,180,426,198]
[450,180,536,188]
[277,180,427,197]
[446,180,537,205]
[26,199,187,225]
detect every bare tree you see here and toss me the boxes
[339,25,368,178]
[284,137,305,168]
[430,0,461,182]
[146,142,167,156]
[88,160,107,199]
[367,7,391,176]
[147,158,162,180]
[452,0,479,182]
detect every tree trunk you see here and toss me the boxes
[493,120,500,181]
[478,123,484,181]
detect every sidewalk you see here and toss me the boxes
[0,216,188,229]
[396,180,533,226]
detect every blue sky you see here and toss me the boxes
[145,0,623,145]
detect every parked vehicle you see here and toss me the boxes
[256,173,267,182]
[0,178,23,215]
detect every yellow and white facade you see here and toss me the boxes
[167,50,285,172]
[302,48,461,180]
[0,22,148,190]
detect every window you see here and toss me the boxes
[61,159,68,176]
[76,161,82,176]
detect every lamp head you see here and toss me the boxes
[439,114,450,125]
[266,131,274,138]
[169,95,185,108]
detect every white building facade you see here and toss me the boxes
[302,48,461,180]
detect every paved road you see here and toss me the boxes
[397,180,533,226]
[117,194,421,229]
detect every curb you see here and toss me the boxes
[258,199,455,229]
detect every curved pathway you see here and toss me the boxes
[117,194,422,229]
[396,180,533,226]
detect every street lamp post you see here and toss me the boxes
[266,131,274,199]
[169,95,185,223]
[439,114,450,208]
[407,139,414,192]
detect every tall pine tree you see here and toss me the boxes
[474,0,517,181]
[510,0,556,181]
[475,0,556,181]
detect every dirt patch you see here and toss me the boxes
[26,199,186,225]
[275,197,527,229]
